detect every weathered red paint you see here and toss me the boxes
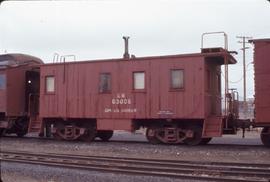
[40,49,236,137]
[250,39,270,125]
[6,66,29,116]
[0,54,43,129]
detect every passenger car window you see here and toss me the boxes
[133,72,145,90]
[0,74,6,89]
[99,73,111,93]
[171,69,184,89]
[45,76,55,93]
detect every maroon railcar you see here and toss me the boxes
[0,54,42,136]
[34,48,236,145]
[249,39,270,146]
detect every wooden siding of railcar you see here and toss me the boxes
[6,66,28,116]
[254,41,270,124]
[39,56,205,121]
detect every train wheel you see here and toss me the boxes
[199,138,212,145]
[97,130,113,141]
[261,127,270,147]
[14,117,29,137]
[183,125,203,146]
[146,127,161,144]
[80,127,96,142]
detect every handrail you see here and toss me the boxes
[201,31,228,50]
[53,53,59,63]
[53,54,76,63]
[60,55,76,62]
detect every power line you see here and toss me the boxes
[237,36,252,119]
[236,36,252,103]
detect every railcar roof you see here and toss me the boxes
[249,38,270,43]
[0,53,43,67]
[43,48,237,66]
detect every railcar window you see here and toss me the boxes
[99,73,111,93]
[171,69,184,89]
[133,72,145,90]
[45,76,55,93]
[0,74,6,89]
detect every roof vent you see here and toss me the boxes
[123,36,130,59]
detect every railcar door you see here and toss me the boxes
[25,70,40,115]
[206,61,222,116]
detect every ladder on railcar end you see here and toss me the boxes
[222,89,240,134]
[228,88,240,119]
[28,116,42,133]
[27,93,42,134]
[201,32,230,129]
[201,31,229,115]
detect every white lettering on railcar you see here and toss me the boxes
[157,110,174,115]
[104,108,137,113]
[104,93,136,113]
[121,108,137,113]
[104,108,112,113]
[112,93,131,105]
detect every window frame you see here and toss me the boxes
[45,75,55,94]
[170,69,184,91]
[99,72,112,93]
[133,71,146,91]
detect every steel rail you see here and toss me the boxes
[4,150,270,171]
[1,150,270,182]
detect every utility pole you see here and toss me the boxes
[237,36,252,118]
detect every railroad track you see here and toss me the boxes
[1,150,270,181]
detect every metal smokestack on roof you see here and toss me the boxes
[123,36,130,59]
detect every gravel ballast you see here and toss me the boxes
[0,130,269,181]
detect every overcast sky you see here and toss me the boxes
[0,0,270,99]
